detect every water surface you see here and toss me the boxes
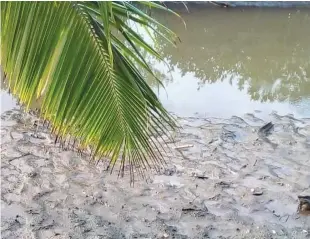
[150,7,310,119]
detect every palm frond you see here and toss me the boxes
[1,1,179,180]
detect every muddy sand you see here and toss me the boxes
[1,109,310,239]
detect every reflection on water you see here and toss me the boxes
[0,90,17,114]
[150,7,310,118]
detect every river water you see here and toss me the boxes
[1,7,310,119]
[149,7,310,119]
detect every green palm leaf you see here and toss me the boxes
[1,1,179,180]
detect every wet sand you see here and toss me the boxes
[1,109,310,239]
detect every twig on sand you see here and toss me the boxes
[174,144,194,150]
[8,153,31,162]
[196,175,209,180]
[253,159,258,166]
[285,215,289,222]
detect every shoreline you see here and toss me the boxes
[163,1,310,9]
[1,108,310,238]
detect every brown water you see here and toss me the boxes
[149,7,310,119]
[1,8,310,119]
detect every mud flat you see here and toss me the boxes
[1,109,310,239]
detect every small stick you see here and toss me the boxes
[174,144,194,150]
[8,153,31,162]
[285,215,289,222]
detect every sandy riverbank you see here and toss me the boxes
[1,109,310,239]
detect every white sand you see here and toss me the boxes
[1,109,310,239]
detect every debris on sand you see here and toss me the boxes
[258,122,274,136]
[182,204,209,217]
[174,144,194,150]
[298,195,310,216]
[257,122,278,148]
[251,188,263,196]
[195,175,209,180]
